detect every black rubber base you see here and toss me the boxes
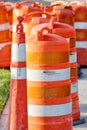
[80,65,87,68]
[73,118,86,126]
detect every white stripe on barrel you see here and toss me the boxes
[70,52,77,63]
[71,82,78,93]
[75,22,87,29]
[11,67,26,79]
[28,102,72,117]
[10,24,19,32]
[0,23,9,31]
[11,24,17,32]
[12,43,26,62]
[0,42,11,49]
[76,41,87,48]
[66,38,70,43]
[27,68,70,81]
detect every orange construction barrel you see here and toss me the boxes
[45,4,75,26]
[31,20,80,121]
[70,0,84,11]
[26,27,73,130]
[23,11,51,37]
[0,2,11,68]
[5,2,13,41]
[13,1,42,22]
[75,4,87,66]
[11,1,43,34]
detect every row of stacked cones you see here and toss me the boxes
[0,0,85,130]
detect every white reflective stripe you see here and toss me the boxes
[71,82,78,93]
[0,23,9,31]
[27,68,70,81]
[0,42,11,49]
[10,24,17,32]
[11,67,26,79]
[12,43,26,62]
[28,102,72,117]
[9,25,12,32]
[70,52,77,63]
[75,22,87,29]
[66,38,70,43]
[76,41,87,48]
[12,24,16,32]
[42,14,47,18]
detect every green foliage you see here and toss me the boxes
[0,69,10,114]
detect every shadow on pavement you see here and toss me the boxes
[74,104,87,128]
[78,68,87,80]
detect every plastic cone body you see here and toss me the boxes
[8,16,28,130]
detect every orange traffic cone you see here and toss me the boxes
[8,16,28,130]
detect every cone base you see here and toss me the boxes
[73,117,85,126]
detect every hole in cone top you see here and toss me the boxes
[16,16,24,33]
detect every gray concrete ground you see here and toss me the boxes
[0,100,9,130]
[74,68,87,130]
[0,68,87,130]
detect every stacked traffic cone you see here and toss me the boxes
[8,16,28,130]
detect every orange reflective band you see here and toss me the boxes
[27,84,70,99]
[27,80,70,88]
[0,57,10,62]
[70,47,76,53]
[70,62,77,68]
[0,62,10,67]
[26,42,69,52]
[0,44,11,67]
[27,63,70,70]
[72,92,80,120]
[76,29,87,40]
[0,14,8,23]
[70,38,76,48]
[8,15,13,23]
[28,96,71,105]
[28,114,72,130]
[9,31,12,40]
[11,62,26,68]
[59,18,74,26]
[71,77,78,83]
[27,52,69,64]
[0,30,9,42]
[28,114,72,122]
[75,13,87,21]
[71,67,78,78]
[77,48,87,65]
